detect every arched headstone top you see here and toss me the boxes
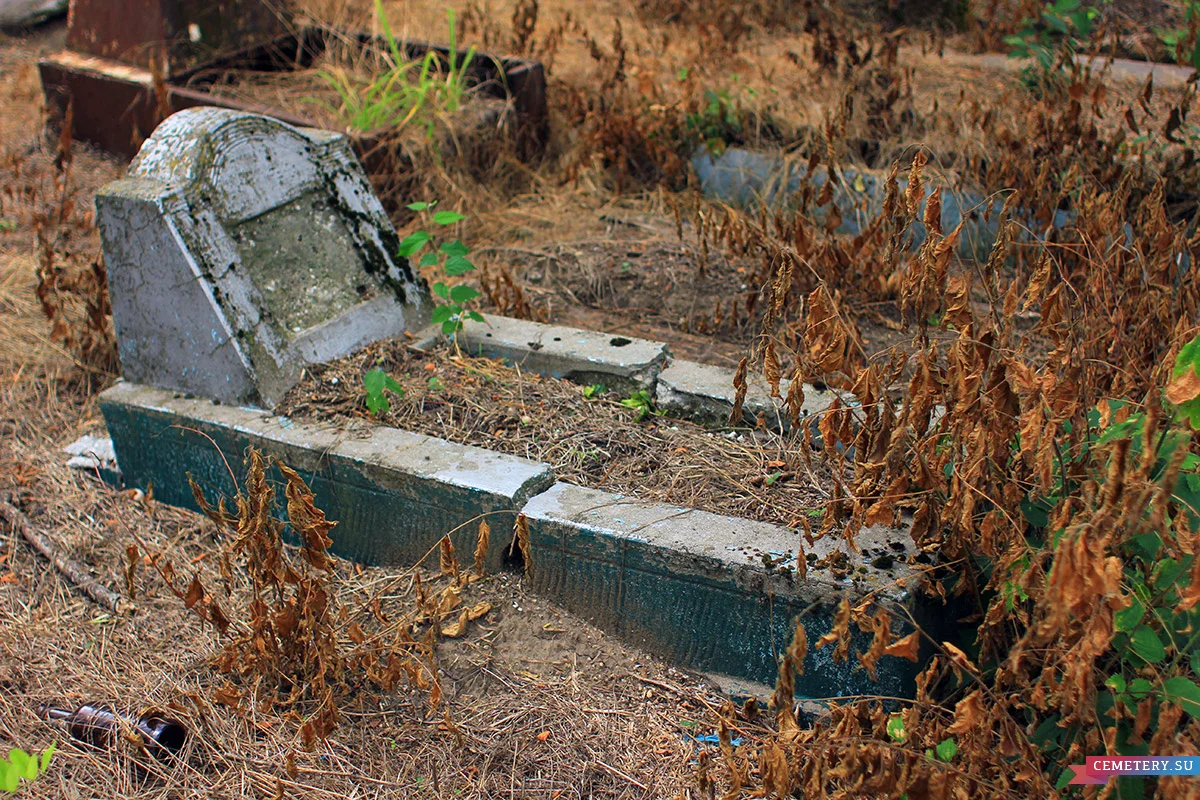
[131,107,344,223]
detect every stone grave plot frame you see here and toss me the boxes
[94,107,429,409]
[93,109,940,698]
[39,19,548,182]
[98,332,939,694]
[100,380,939,697]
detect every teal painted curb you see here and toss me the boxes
[98,382,555,569]
[521,482,927,695]
[98,380,940,695]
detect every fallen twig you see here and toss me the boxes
[0,499,132,614]
[593,759,649,791]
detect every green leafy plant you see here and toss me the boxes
[1003,0,1098,92]
[363,367,404,415]
[1012,334,1200,787]
[582,383,605,399]
[0,745,55,793]
[685,88,743,154]
[312,3,477,136]
[620,389,662,422]
[1158,1,1200,70]
[933,737,958,762]
[400,201,484,337]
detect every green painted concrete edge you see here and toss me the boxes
[98,380,947,694]
[520,481,937,694]
[98,382,555,570]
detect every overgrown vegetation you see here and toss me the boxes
[313,3,478,136]
[672,16,1200,796]
[2,107,118,384]
[10,0,1200,795]
[126,449,494,746]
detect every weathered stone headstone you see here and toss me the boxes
[96,107,429,408]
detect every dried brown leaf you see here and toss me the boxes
[473,519,491,577]
[730,356,750,425]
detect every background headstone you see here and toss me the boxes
[0,0,66,27]
[96,107,429,408]
[65,0,291,74]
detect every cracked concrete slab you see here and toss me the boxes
[455,314,670,394]
[655,359,843,432]
[98,381,554,568]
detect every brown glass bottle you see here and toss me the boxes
[36,704,186,756]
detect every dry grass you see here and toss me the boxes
[0,25,767,798]
[5,0,1200,795]
[0,369,740,798]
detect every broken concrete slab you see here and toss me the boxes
[98,381,553,568]
[95,108,429,409]
[520,481,925,694]
[455,314,670,394]
[63,434,121,484]
[656,359,842,432]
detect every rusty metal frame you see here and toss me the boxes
[39,25,548,162]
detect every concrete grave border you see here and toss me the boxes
[100,313,935,696]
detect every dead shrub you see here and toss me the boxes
[2,107,118,383]
[132,448,493,747]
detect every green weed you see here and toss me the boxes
[1158,0,1200,69]
[363,367,404,415]
[1003,0,1098,93]
[312,3,477,136]
[620,389,662,422]
[399,201,483,337]
[0,745,54,793]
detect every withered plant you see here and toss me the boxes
[701,119,1200,797]
[133,448,492,747]
[3,106,118,383]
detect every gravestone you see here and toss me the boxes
[0,0,66,27]
[95,107,429,408]
[65,0,290,75]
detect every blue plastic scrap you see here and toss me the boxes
[694,734,744,747]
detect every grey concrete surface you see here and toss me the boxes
[0,0,64,26]
[99,381,553,568]
[455,314,670,394]
[655,359,842,432]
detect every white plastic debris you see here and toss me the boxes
[63,435,117,472]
